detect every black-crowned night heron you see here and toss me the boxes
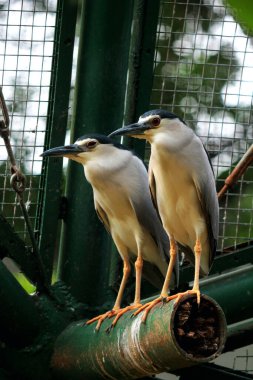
[42,133,178,329]
[109,110,219,315]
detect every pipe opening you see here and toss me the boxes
[173,296,225,359]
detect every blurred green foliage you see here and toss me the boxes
[227,0,253,33]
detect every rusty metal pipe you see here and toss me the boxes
[218,144,253,199]
[51,294,226,379]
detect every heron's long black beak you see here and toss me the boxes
[109,122,149,138]
[41,144,83,158]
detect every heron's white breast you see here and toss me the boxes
[150,144,209,258]
[82,153,161,264]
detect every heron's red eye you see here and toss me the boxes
[87,140,97,148]
[152,117,160,127]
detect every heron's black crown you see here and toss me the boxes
[76,133,128,151]
[141,109,186,125]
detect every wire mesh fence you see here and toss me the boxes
[0,0,252,255]
[213,345,253,376]
[0,0,58,244]
[150,0,253,252]
[233,350,253,374]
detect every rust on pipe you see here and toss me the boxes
[52,294,227,379]
[218,144,253,199]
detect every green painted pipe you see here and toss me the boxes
[225,317,253,352]
[51,294,226,379]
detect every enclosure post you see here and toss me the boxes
[123,0,161,156]
[59,0,134,306]
[38,0,78,282]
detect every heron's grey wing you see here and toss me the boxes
[203,144,215,175]
[149,167,167,221]
[148,167,165,228]
[129,159,179,287]
[95,200,111,234]
[140,261,166,289]
[149,166,158,211]
[131,193,179,288]
[193,168,219,267]
[130,176,170,260]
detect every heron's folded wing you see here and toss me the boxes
[148,166,159,213]
[95,200,111,234]
[193,168,219,267]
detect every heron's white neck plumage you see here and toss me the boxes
[76,144,130,170]
[147,119,194,152]
[78,145,137,190]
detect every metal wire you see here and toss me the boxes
[150,0,253,252]
[0,86,48,290]
[233,349,253,374]
[0,0,58,244]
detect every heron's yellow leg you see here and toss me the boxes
[108,255,143,330]
[192,238,201,304]
[133,237,177,323]
[86,260,131,331]
[168,238,201,305]
[161,236,177,297]
[114,260,131,309]
[133,255,143,305]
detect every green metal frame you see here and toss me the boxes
[38,0,78,283]
[123,0,160,156]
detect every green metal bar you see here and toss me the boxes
[179,243,253,284]
[51,294,226,380]
[211,244,253,273]
[225,317,253,352]
[0,214,38,284]
[201,264,253,325]
[0,260,40,348]
[143,262,253,327]
[123,0,160,156]
[59,0,134,306]
[38,0,78,283]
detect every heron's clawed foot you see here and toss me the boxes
[106,303,142,333]
[86,309,118,331]
[132,296,167,323]
[169,289,201,305]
